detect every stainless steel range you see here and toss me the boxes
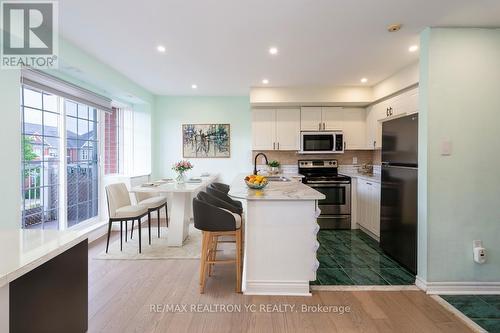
[299,159,351,229]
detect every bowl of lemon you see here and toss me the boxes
[244,174,268,189]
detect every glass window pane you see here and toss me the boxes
[43,209,59,229]
[43,111,59,137]
[23,108,43,135]
[67,163,78,182]
[78,118,89,140]
[67,205,77,227]
[22,136,40,162]
[65,100,77,117]
[77,104,88,119]
[23,88,42,109]
[43,93,58,113]
[78,203,89,223]
[89,120,97,141]
[66,116,77,139]
[88,108,96,121]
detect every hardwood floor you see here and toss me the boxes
[88,229,473,333]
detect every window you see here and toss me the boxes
[20,84,104,229]
[21,87,61,229]
[65,101,99,227]
[104,107,120,174]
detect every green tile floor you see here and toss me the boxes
[311,229,415,286]
[441,295,500,332]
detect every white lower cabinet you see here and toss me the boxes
[356,178,381,238]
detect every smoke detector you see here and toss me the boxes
[387,24,402,32]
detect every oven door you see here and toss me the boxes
[309,183,351,215]
[301,132,335,153]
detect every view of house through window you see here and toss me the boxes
[21,87,61,229]
[21,86,101,229]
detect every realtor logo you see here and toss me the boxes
[1,1,58,69]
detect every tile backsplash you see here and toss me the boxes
[252,150,378,166]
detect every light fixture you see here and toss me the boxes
[387,24,402,32]
[409,45,419,52]
[269,47,278,55]
[360,78,368,83]
[262,79,269,84]
[191,84,197,89]
[156,45,166,53]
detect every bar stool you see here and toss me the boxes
[193,194,242,293]
[105,183,149,253]
[210,182,230,194]
[196,191,242,275]
[134,191,168,244]
[207,184,243,213]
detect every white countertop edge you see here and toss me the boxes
[229,194,325,201]
[0,232,88,288]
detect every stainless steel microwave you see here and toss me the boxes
[299,131,344,154]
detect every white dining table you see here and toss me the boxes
[130,174,218,247]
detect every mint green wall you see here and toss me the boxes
[0,70,21,228]
[419,28,500,282]
[152,96,251,183]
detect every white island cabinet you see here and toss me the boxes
[229,176,325,296]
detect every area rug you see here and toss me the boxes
[94,224,202,260]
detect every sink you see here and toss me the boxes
[266,176,291,182]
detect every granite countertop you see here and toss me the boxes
[229,174,325,201]
[257,172,304,178]
[0,229,88,287]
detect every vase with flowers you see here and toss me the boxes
[172,160,194,184]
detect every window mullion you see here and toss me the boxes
[59,96,68,230]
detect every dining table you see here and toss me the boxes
[130,174,219,246]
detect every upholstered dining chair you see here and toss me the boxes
[105,183,149,253]
[134,191,168,243]
[193,193,242,293]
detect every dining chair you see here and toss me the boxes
[134,191,168,243]
[206,184,243,213]
[210,182,230,194]
[193,193,242,293]
[105,183,149,253]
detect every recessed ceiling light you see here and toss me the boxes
[262,79,269,84]
[157,45,166,53]
[387,24,402,32]
[269,47,278,55]
[360,78,368,83]
[191,84,197,89]
[409,45,419,52]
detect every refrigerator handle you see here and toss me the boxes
[382,162,389,167]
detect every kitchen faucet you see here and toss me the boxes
[253,153,268,175]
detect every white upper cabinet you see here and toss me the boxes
[300,107,323,131]
[322,107,344,131]
[252,109,276,150]
[275,109,301,150]
[252,108,300,151]
[342,108,366,150]
[365,87,419,150]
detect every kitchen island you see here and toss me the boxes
[229,176,325,296]
[0,229,88,332]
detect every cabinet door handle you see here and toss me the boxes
[386,108,389,117]
[344,142,346,150]
[319,122,321,130]
[273,142,275,150]
[367,182,372,185]
[277,142,280,150]
[323,122,326,130]
[390,107,393,116]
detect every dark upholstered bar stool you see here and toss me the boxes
[193,193,242,293]
[210,182,230,194]
[206,184,243,213]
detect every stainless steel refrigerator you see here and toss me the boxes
[380,114,418,274]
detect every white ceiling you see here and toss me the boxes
[58,0,500,96]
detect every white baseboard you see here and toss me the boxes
[244,280,311,296]
[416,276,500,294]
